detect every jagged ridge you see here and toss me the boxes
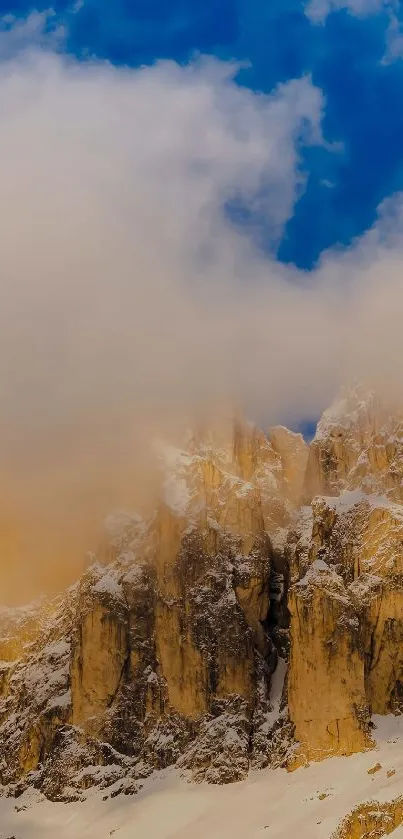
[2,387,403,801]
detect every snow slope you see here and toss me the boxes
[2,716,403,839]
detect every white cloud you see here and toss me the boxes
[382,10,403,62]
[305,0,391,24]
[0,9,64,57]
[1,18,403,599]
[0,28,328,599]
[0,48,325,445]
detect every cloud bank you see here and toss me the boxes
[1,23,403,600]
[0,50,325,440]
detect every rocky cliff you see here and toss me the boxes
[2,386,403,802]
[288,385,403,767]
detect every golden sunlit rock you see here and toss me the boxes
[4,389,403,800]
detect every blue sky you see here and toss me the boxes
[1,0,403,269]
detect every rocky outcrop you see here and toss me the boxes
[269,425,308,505]
[4,388,403,799]
[0,419,301,799]
[304,384,403,502]
[288,558,371,766]
[288,385,403,765]
[0,598,56,662]
[332,797,403,839]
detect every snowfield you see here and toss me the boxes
[2,716,403,838]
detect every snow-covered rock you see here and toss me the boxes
[4,393,403,810]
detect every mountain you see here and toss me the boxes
[2,385,403,837]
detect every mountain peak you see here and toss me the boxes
[3,392,403,818]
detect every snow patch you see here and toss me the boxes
[92,572,124,600]
[4,713,403,837]
[152,439,196,516]
[162,474,191,516]
[297,558,331,587]
[321,489,403,521]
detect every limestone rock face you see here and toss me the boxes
[288,559,371,766]
[304,384,403,501]
[268,425,308,506]
[288,386,403,765]
[0,418,299,799]
[71,584,130,733]
[4,391,403,800]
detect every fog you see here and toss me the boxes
[0,24,402,602]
